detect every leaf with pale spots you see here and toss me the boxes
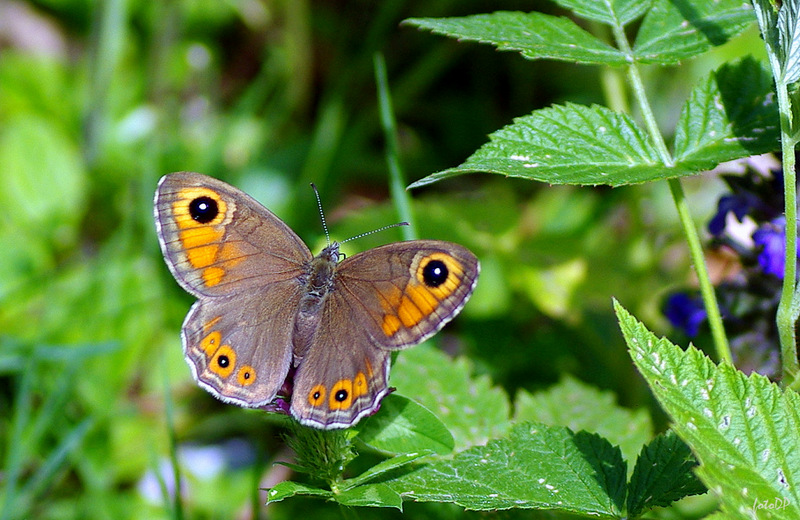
[410,74,780,189]
[632,0,754,64]
[515,375,653,467]
[404,12,627,66]
[553,0,651,26]
[389,342,511,449]
[615,301,800,519]
[409,103,673,188]
[673,58,779,168]
[382,422,627,515]
[626,430,706,516]
[405,0,752,67]
[778,0,800,84]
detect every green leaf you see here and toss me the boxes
[404,12,627,66]
[626,430,707,517]
[357,394,454,455]
[673,58,779,166]
[778,0,800,83]
[335,483,403,509]
[384,422,626,516]
[633,0,755,64]
[515,375,652,467]
[615,301,800,519]
[753,0,780,69]
[341,451,430,490]
[390,343,510,449]
[268,452,425,509]
[409,103,674,188]
[266,481,332,504]
[553,0,652,26]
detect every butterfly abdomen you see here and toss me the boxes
[293,243,341,359]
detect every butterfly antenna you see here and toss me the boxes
[340,222,409,244]
[310,183,331,246]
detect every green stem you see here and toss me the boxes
[610,23,731,363]
[774,78,800,387]
[751,0,800,387]
[374,53,417,241]
[667,179,732,365]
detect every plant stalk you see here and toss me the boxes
[609,23,731,362]
[774,77,800,387]
[374,53,417,240]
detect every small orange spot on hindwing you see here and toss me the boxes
[353,372,368,398]
[201,331,222,356]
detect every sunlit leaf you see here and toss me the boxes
[385,422,626,515]
[633,0,755,64]
[404,12,627,65]
[615,301,800,519]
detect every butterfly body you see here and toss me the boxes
[154,172,479,429]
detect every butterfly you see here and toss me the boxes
[154,172,479,429]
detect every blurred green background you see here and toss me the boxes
[0,0,758,518]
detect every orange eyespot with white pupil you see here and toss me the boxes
[329,379,353,410]
[189,196,219,223]
[237,366,256,386]
[421,258,448,286]
[308,385,326,407]
[209,345,236,377]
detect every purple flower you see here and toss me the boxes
[708,193,761,236]
[752,217,796,278]
[664,292,707,337]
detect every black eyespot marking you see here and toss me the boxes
[243,371,251,380]
[313,390,321,399]
[217,355,229,368]
[422,259,448,287]
[189,196,218,223]
[335,389,349,402]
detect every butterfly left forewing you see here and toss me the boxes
[155,172,313,408]
[154,172,312,298]
[335,240,479,349]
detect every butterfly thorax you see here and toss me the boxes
[304,242,340,297]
